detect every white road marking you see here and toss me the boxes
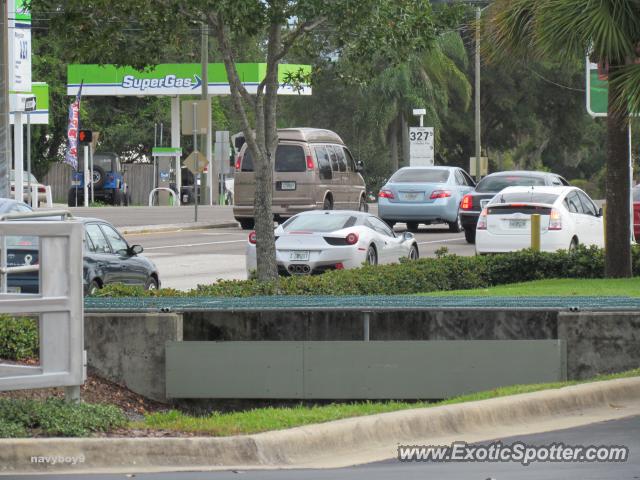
[144,240,246,250]
[417,237,466,245]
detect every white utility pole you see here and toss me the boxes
[0,0,9,198]
[474,5,482,182]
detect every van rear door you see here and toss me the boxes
[273,143,314,209]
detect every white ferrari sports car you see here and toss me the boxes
[246,210,419,276]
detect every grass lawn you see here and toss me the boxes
[135,369,640,436]
[421,277,640,297]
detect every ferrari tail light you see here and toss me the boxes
[379,190,394,199]
[248,231,257,244]
[430,190,452,199]
[548,208,562,230]
[306,155,314,170]
[346,232,359,245]
[477,208,488,230]
[335,262,344,270]
[460,194,473,210]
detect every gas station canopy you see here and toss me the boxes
[67,63,312,96]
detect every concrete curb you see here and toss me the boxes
[120,222,239,235]
[1,377,639,474]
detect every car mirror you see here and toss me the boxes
[355,160,364,172]
[129,244,144,255]
[403,231,414,241]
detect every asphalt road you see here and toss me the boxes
[124,223,474,290]
[17,415,640,480]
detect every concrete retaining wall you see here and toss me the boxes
[84,310,640,402]
[84,313,182,402]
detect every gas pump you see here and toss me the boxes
[149,147,182,206]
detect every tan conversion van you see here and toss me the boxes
[233,128,367,229]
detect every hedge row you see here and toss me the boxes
[0,399,127,437]
[97,245,640,298]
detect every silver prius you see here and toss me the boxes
[377,166,476,232]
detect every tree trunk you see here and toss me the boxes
[389,118,398,172]
[605,68,632,278]
[401,113,409,166]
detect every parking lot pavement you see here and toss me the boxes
[125,223,473,290]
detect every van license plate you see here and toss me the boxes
[290,251,310,261]
[509,219,527,228]
[281,181,296,190]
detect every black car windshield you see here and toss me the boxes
[389,169,450,183]
[476,175,546,192]
[283,214,357,232]
[491,192,559,205]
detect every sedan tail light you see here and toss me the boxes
[548,208,562,230]
[476,208,488,230]
[379,190,394,199]
[248,231,257,244]
[460,194,473,210]
[430,190,452,199]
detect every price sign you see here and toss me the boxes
[409,127,434,166]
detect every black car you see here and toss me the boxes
[1,199,160,295]
[459,171,569,244]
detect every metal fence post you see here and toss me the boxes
[531,214,541,251]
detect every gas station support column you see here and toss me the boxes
[171,96,181,201]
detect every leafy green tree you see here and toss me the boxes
[486,0,640,277]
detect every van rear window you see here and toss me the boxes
[241,145,306,173]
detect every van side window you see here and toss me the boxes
[343,148,356,171]
[274,145,306,172]
[313,146,332,180]
[241,149,254,172]
[334,146,347,172]
[327,145,340,172]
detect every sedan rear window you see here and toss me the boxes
[283,214,357,232]
[241,145,306,173]
[389,169,450,183]
[491,192,559,205]
[476,175,546,192]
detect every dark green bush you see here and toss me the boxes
[0,399,127,437]
[97,245,628,298]
[0,315,38,360]
[0,418,27,438]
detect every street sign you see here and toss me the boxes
[409,127,434,166]
[469,157,488,177]
[184,151,208,174]
[181,100,209,135]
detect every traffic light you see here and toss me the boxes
[78,130,92,143]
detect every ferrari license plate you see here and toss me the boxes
[290,250,310,261]
[281,181,296,190]
[509,219,527,229]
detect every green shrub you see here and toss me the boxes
[0,418,27,438]
[93,245,626,298]
[0,315,38,360]
[0,399,127,437]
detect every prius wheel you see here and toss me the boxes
[464,228,476,244]
[365,245,378,265]
[448,214,463,233]
[145,276,159,290]
[408,244,419,260]
[406,222,419,233]
[569,237,579,252]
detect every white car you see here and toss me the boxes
[246,210,419,276]
[9,170,48,204]
[475,186,604,254]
